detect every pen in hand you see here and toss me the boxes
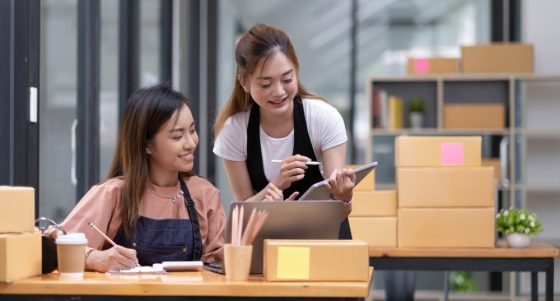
[271,159,321,166]
[88,222,140,267]
[88,222,117,247]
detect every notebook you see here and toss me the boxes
[225,200,346,274]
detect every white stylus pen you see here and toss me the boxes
[271,159,321,165]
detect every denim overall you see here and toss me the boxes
[113,177,203,265]
[246,97,352,239]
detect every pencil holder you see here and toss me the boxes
[224,244,252,281]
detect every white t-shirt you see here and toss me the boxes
[213,98,347,181]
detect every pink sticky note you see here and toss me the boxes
[441,143,464,166]
[413,58,430,73]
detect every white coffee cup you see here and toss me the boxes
[56,233,88,279]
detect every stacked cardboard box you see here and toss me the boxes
[395,137,495,248]
[461,43,533,73]
[348,166,398,248]
[407,43,533,75]
[263,240,369,281]
[0,186,41,282]
[407,57,459,75]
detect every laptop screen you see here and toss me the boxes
[225,200,346,274]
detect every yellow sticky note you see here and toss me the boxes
[276,246,310,280]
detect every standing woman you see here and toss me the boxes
[213,23,355,238]
[58,85,225,272]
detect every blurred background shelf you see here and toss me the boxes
[371,128,512,136]
[369,289,514,301]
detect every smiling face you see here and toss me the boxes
[146,104,198,184]
[239,51,299,117]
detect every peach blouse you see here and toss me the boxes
[59,175,225,264]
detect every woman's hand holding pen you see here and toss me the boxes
[271,155,312,190]
[86,246,139,272]
[326,168,355,202]
[86,222,140,271]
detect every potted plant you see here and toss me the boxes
[408,97,425,129]
[496,207,543,248]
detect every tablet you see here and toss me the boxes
[298,161,378,201]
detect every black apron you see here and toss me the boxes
[113,177,203,265]
[246,97,352,239]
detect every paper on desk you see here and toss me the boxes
[107,264,166,274]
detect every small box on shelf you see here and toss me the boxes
[407,57,459,75]
[461,43,534,73]
[443,103,505,129]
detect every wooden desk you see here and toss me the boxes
[0,268,373,300]
[370,242,559,301]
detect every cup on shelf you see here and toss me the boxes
[56,233,88,279]
[223,244,252,281]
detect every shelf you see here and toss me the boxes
[371,128,511,136]
[524,185,560,193]
[371,289,513,301]
[369,74,516,82]
[516,74,560,81]
[369,73,560,82]
[367,74,560,301]
[521,129,560,139]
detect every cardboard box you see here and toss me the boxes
[482,159,502,184]
[461,43,534,73]
[407,57,459,75]
[350,190,397,216]
[263,240,369,281]
[444,104,505,129]
[349,217,397,248]
[398,208,495,248]
[0,186,35,233]
[395,136,481,167]
[0,232,42,282]
[347,164,375,191]
[397,167,494,208]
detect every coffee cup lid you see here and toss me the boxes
[56,233,88,245]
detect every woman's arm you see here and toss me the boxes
[199,187,226,264]
[58,179,139,272]
[321,143,347,177]
[222,159,288,202]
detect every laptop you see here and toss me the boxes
[225,200,346,274]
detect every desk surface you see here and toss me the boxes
[0,268,373,298]
[370,242,559,258]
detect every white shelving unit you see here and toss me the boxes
[366,74,516,206]
[365,74,560,298]
[517,75,560,296]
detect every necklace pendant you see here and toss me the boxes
[171,190,183,204]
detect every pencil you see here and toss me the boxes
[89,222,140,267]
[88,222,117,247]
[271,159,321,165]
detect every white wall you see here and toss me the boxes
[522,0,560,73]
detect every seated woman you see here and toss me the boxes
[57,84,225,272]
